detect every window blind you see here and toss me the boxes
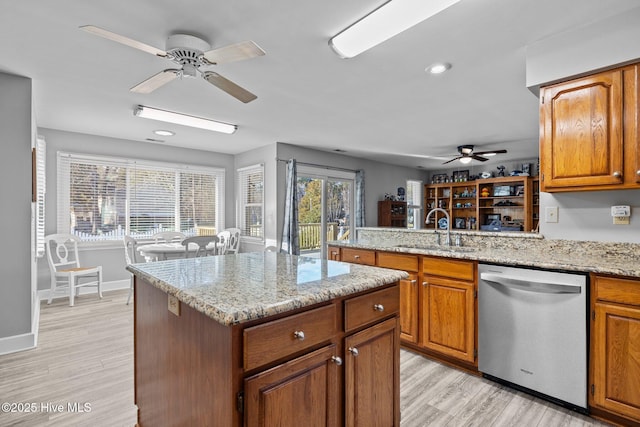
[237,164,264,238]
[57,152,224,241]
[406,180,422,229]
[35,136,46,257]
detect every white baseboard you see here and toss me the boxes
[37,279,131,301]
[0,291,42,356]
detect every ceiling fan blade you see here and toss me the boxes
[130,69,180,94]
[442,156,461,165]
[80,25,167,57]
[474,149,507,156]
[202,71,257,103]
[203,40,265,65]
[472,155,489,162]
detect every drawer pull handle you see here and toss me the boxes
[410,279,417,284]
[354,255,360,259]
[293,331,305,341]
[331,356,343,365]
[422,282,428,287]
[613,171,622,178]
[348,347,359,357]
[637,170,640,176]
[373,304,384,312]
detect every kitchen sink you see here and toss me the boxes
[393,244,477,253]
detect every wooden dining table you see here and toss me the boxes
[137,241,220,262]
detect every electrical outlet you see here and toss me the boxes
[545,206,559,223]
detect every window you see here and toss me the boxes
[237,164,264,239]
[57,152,224,241]
[406,180,422,229]
[35,136,46,257]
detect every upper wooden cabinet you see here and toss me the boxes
[378,200,407,227]
[540,63,640,192]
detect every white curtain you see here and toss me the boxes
[355,170,365,227]
[280,159,299,254]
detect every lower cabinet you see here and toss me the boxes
[243,284,400,427]
[590,274,640,424]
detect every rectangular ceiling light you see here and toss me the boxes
[329,0,461,59]
[133,105,237,134]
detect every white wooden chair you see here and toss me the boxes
[223,228,241,254]
[217,230,231,254]
[152,231,186,243]
[123,235,143,305]
[264,245,278,252]
[45,233,103,306]
[181,235,220,258]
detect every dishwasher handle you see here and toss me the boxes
[480,273,582,294]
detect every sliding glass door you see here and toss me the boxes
[296,167,354,258]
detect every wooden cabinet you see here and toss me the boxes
[341,247,376,265]
[590,274,640,424]
[134,276,400,427]
[377,252,419,343]
[420,257,477,365]
[328,245,341,261]
[540,63,640,192]
[344,318,400,427]
[424,176,536,233]
[378,200,407,227]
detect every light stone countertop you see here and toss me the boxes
[126,252,408,326]
[330,227,640,278]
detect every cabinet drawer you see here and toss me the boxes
[244,304,337,371]
[423,256,475,281]
[341,248,376,265]
[345,286,399,332]
[377,252,418,272]
[593,274,640,306]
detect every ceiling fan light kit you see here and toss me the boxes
[329,0,461,58]
[80,25,264,102]
[441,144,508,165]
[134,105,237,134]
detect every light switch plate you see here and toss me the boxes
[545,206,559,223]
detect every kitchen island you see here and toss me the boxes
[127,251,408,427]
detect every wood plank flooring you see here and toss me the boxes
[0,290,611,426]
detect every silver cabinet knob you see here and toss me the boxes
[636,170,640,176]
[330,356,343,365]
[293,330,305,341]
[410,279,417,284]
[373,304,384,312]
[422,281,428,287]
[354,255,360,259]
[613,171,622,178]
[348,347,359,356]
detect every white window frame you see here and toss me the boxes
[237,163,264,241]
[57,152,225,245]
[34,136,46,257]
[406,179,423,229]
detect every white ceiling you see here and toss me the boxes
[2,0,638,169]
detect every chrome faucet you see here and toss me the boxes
[425,208,451,246]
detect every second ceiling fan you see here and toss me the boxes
[442,145,507,164]
[80,25,265,103]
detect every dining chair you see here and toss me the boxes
[182,235,220,258]
[223,228,241,254]
[264,246,278,252]
[45,233,103,306]
[152,231,186,243]
[217,230,231,254]
[123,235,143,305]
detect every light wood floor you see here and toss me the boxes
[0,290,611,427]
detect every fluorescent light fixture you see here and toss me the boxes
[153,130,175,137]
[329,0,461,59]
[459,156,473,164]
[426,62,451,74]
[134,105,237,134]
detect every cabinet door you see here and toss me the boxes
[591,302,640,421]
[244,345,340,427]
[399,273,419,343]
[420,276,476,364]
[540,69,624,190]
[344,317,400,427]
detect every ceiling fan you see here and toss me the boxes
[80,25,265,103]
[442,145,507,164]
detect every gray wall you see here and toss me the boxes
[0,72,32,338]
[37,128,236,290]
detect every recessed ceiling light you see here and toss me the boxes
[153,130,175,137]
[426,62,451,74]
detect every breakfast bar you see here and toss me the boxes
[127,252,407,426]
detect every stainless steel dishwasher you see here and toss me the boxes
[478,264,588,411]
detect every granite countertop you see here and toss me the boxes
[126,252,408,326]
[329,228,640,278]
